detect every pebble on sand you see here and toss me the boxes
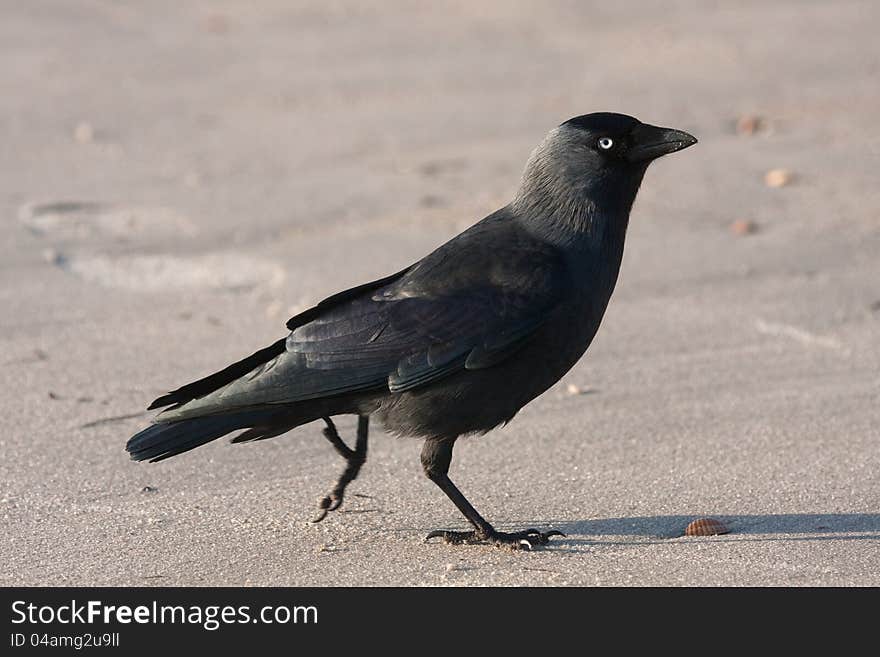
[730,219,759,236]
[735,114,763,135]
[73,121,94,144]
[42,247,65,265]
[765,168,793,188]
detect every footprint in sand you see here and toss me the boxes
[18,201,198,241]
[22,201,284,293]
[59,252,286,293]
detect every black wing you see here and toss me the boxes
[285,213,568,394]
[289,288,557,395]
[153,211,568,416]
[147,268,410,411]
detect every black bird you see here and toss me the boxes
[127,112,696,548]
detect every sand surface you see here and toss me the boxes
[2,0,878,586]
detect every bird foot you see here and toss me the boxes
[311,417,368,523]
[425,528,564,550]
[312,491,344,523]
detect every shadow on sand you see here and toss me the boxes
[519,513,880,546]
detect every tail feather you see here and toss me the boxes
[147,338,287,411]
[126,410,279,463]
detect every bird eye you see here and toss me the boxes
[597,137,614,150]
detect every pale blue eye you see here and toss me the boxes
[598,137,614,150]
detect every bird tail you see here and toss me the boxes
[126,409,282,463]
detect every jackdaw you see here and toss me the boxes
[127,112,697,549]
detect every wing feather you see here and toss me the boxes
[157,211,570,418]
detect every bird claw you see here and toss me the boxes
[311,492,344,523]
[425,527,565,550]
[425,529,479,545]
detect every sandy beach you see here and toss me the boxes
[1,0,878,586]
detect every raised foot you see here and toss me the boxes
[425,528,565,550]
[311,417,367,523]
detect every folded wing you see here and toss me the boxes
[156,213,568,419]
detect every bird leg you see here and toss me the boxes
[311,415,369,523]
[420,438,564,550]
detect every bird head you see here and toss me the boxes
[514,113,697,234]
[560,112,697,167]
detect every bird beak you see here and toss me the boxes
[626,123,697,163]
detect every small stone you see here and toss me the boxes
[74,121,94,143]
[445,563,455,572]
[765,169,793,188]
[48,391,62,400]
[141,486,158,493]
[42,248,65,266]
[735,115,762,136]
[730,219,759,236]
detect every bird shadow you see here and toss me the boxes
[505,513,880,549]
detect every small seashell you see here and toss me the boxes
[685,517,729,536]
[764,169,793,188]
